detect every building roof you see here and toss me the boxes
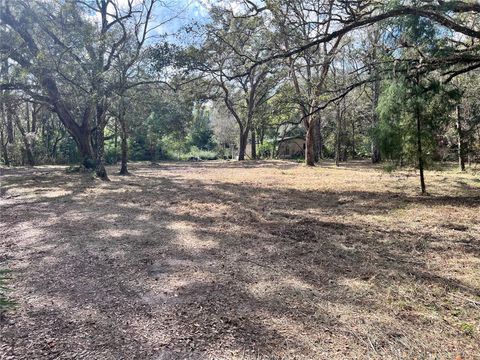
[277,135,305,142]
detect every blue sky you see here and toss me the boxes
[155,0,210,44]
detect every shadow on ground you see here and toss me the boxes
[1,162,479,359]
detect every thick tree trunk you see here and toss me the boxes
[371,140,381,163]
[93,99,109,180]
[74,127,96,169]
[119,122,129,175]
[24,142,35,166]
[456,105,466,172]
[314,116,323,162]
[305,119,315,166]
[251,128,257,160]
[94,127,109,180]
[238,129,248,161]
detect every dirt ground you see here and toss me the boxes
[0,160,479,359]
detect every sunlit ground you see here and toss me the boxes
[1,160,479,359]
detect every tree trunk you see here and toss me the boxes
[94,127,109,180]
[371,138,381,163]
[335,105,341,167]
[314,115,323,162]
[51,133,63,162]
[2,60,14,146]
[415,93,426,194]
[0,129,10,166]
[456,105,466,172]
[75,127,96,169]
[114,119,118,161]
[251,127,257,160]
[351,120,356,159]
[119,122,129,175]
[15,112,35,166]
[0,93,10,166]
[305,119,315,166]
[370,33,381,164]
[93,99,109,180]
[238,129,248,161]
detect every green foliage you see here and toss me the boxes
[374,77,456,167]
[461,322,475,336]
[104,144,119,165]
[180,146,218,161]
[382,163,397,173]
[187,107,215,150]
[160,134,189,160]
[257,141,275,159]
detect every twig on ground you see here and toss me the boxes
[450,293,480,308]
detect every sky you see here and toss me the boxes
[155,0,210,43]
[87,0,211,45]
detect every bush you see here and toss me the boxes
[382,162,397,173]
[257,142,275,159]
[179,146,218,161]
[104,145,119,165]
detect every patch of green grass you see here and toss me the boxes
[460,322,475,336]
[382,163,397,173]
[0,268,15,315]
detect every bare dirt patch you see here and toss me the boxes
[1,161,479,359]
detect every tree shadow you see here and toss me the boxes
[1,162,479,358]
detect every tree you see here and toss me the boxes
[267,0,346,166]
[188,105,215,151]
[1,0,159,179]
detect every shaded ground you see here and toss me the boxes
[0,160,479,359]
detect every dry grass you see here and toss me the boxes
[0,160,479,359]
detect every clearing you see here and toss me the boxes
[0,161,479,359]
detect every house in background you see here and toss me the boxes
[277,136,305,158]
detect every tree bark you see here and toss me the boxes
[314,115,323,162]
[251,127,257,160]
[93,99,109,180]
[15,109,35,166]
[119,122,129,175]
[415,80,426,194]
[0,128,10,166]
[0,88,11,166]
[305,118,316,166]
[456,105,466,171]
[94,127,109,180]
[335,105,341,166]
[370,28,382,164]
[351,120,356,159]
[238,128,248,161]
[74,126,96,169]
[114,119,118,162]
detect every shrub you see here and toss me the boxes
[382,163,397,173]
[257,142,275,159]
[180,146,218,161]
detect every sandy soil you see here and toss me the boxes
[0,160,479,359]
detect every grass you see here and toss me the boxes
[0,160,479,359]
